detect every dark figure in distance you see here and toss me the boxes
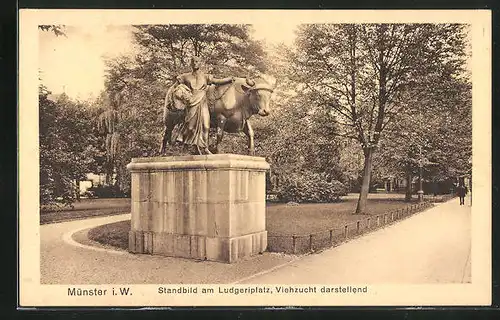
[456,184,468,205]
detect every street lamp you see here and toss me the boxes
[417,144,424,203]
[468,156,472,206]
[417,105,424,203]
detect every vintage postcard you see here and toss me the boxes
[19,9,491,307]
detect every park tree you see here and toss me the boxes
[39,25,104,206]
[254,95,350,202]
[132,24,268,78]
[252,51,351,202]
[285,23,469,213]
[39,25,66,36]
[95,91,122,187]
[39,86,101,206]
[374,71,472,200]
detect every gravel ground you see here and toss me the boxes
[41,215,297,284]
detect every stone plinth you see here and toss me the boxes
[126,154,269,263]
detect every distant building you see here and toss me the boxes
[377,175,459,195]
[78,173,114,194]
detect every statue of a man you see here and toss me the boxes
[174,56,234,155]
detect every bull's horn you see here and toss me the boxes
[254,81,275,90]
[246,78,255,87]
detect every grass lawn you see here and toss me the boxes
[87,220,131,250]
[266,198,421,235]
[41,194,439,225]
[40,198,130,225]
[87,196,424,250]
[67,198,130,210]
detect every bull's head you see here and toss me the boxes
[243,76,276,117]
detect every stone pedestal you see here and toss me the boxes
[126,154,269,263]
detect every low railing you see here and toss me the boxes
[267,201,434,254]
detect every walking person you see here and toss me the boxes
[456,184,468,205]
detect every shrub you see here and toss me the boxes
[275,171,349,203]
[87,184,128,198]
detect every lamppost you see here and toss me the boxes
[417,144,424,202]
[417,106,424,203]
[468,156,472,206]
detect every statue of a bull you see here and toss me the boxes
[160,76,275,155]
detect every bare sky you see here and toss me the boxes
[252,22,298,46]
[39,25,137,99]
[39,24,298,99]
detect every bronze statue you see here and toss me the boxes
[166,56,235,155]
[160,65,275,155]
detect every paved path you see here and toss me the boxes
[40,214,296,284]
[40,197,470,284]
[238,197,471,284]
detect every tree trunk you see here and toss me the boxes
[105,162,113,186]
[405,171,412,202]
[75,179,81,202]
[355,147,374,214]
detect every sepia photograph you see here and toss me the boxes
[19,9,491,307]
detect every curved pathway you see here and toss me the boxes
[41,198,471,284]
[41,214,296,284]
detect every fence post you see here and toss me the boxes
[309,234,313,252]
[391,211,394,221]
[367,218,371,228]
[344,225,348,239]
[356,221,360,234]
[329,230,333,245]
[377,215,380,226]
[292,235,297,254]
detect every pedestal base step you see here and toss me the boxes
[129,230,267,263]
